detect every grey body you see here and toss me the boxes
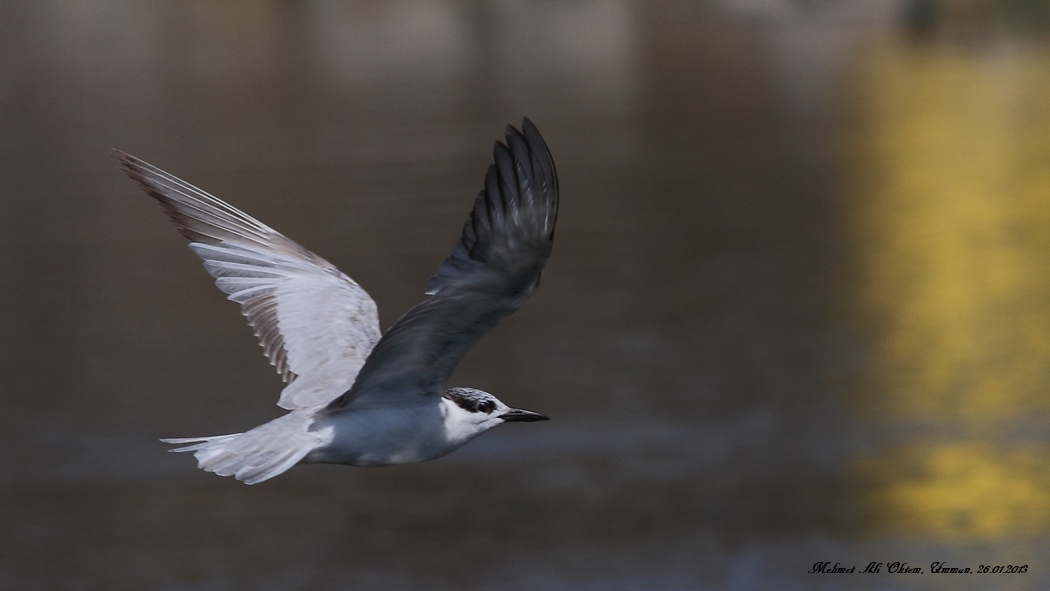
[306,403,446,466]
[117,119,557,484]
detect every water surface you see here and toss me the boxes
[2,2,1050,589]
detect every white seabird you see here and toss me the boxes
[117,119,557,484]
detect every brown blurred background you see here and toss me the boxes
[2,1,1050,589]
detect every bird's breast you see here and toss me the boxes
[304,403,459,467]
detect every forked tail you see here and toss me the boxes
[162,411,321,484]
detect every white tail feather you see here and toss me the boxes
[162,411,321,484]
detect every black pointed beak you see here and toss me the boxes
[499,408,549,422]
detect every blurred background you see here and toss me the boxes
[3,0,1050,589]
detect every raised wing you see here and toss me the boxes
[327,118,558,411]
[117,152,381,410]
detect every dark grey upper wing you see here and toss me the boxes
[327,118,558,411]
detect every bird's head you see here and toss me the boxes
[439,387,548,444]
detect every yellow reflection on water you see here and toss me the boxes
[859,443,1050,537]
[849,37,1050,538]
[854,40,1050,417]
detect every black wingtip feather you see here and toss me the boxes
[424,119,559,297]
[520,118,558,201]
[115,151,206,243]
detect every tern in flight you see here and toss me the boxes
[117,119,557,484]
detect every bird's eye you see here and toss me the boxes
[477,401,495,413]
